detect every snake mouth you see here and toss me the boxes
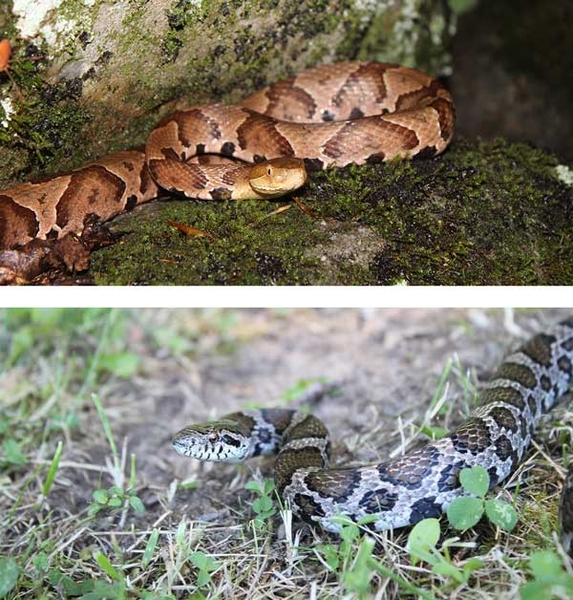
[172,438,219,461]
[172,437,195,458]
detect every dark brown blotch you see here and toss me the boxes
[357,488,398,513]
[488,465,501,486]
[160,147,183,161]
[348,107,365,120]
[125,195,139,211]
[365,152,386,164]
[539,374,552,392]
[332,62,389,109]
[0,195,39,248]
[558,354,573,376]
[170,109,221,148]
[275,446,326,492]
[415,145,437,159]
[303,158,324,171]
[221,141,235,157]
[149,160,209,195]
[305,469,361,501]
[210,187,232,201]
[494,434,515,462]
[437,459,466,490]
[395,83,439,112]
[264,80,317,121]
[409,497,442,523]
[561,335,573,352]
[526,393,539,419]
[139,163,158,197]
[236,113,295,157]
[481,384,527,410]
[323,118,418,159]
[379,445,441,488]
[284,414,330,444]
[449,420,491,456]
[519,334,556,367]
[56,166,126,229]
[429,96,455,142]
[291,492,326,520]
[495,362,538,389]
[488,406,518,433]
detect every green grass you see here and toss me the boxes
[1,308,571,599]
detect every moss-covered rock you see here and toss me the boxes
[89,139,573,285]
[6,2,569,286]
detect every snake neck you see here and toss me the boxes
[262,411,331,493]
[233,408,331,493]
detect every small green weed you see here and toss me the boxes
[0,556,20,598]
[316,517,433,599]
[88,484,145,518]
[41,440,63,498]
[1,438,26,467]
[88,394,145,521]
[407,518,483,585]
[419,354,476,441]
[169,519,221,598]
[447,466,518,531]
[315,520,381,599]
[189,551,221,588]
[46,548,168,600]
[520,550,573,599]
[245,478,277,530]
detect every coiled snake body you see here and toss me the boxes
[0,61,454,281]
[173,318,573,537]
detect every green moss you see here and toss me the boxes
[161,0,204,63]
[90,199,330,285]
[314,138,571,285]
[0,41,92,182]
[357,0,452,73]
[55,0,95,56]
[89,138,573,285]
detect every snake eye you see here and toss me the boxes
[267,167,272,175]
[208,432,219,444]
[222,434,241,447]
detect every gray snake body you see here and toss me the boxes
[172,318,573,534]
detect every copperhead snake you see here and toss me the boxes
[0,61,454,282]
[172,318,573,548]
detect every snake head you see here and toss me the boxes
[248,157,307,198]
[172,419,251,463]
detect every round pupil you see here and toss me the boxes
[208,432,218,443]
